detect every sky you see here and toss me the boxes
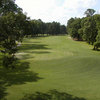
[15,0,100,25]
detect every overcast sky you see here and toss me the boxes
[15,0,100,25]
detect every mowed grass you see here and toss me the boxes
[1,35,100,100]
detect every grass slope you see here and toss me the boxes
[0,36,100,100]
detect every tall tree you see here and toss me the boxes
[60,25,67,34]
[0,12,27,68]
[84,9,95,17]
[81,17,97,44]
[67,18,81,40]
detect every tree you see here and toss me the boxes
[80,17,97,44]
[0,0,22,16]
[67,18,75,34]
[0,0,27,68]
[60,25,67,34]
[84,9,95,17]
[67,18,82,40]
[93,30,100,50]
[93,14,100,31]
[0,12,27,68]
[26,20,66,36]
[67,9,100,50]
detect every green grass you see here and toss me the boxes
[1,35,100,100]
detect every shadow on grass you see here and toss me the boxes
[27,51,51,54]
[21,89,86,100]
[17,48,51,60]
[18,43,51,60]
[0,61,43,100]
[0,84,7,100]
[20,44,50,51]
[92,48,100,51]
[30,35,50,39]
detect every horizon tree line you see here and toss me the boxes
[25,19,67,37]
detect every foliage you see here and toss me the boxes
[96,30,100,42]
[24,20,67,37]
[0,12,27,68]
[93,30,100,50]
[93,14,100,30]
[93,42,100,50]
[0,0,22,15]
[2,55,17,69]
[67,8,100,50]
[84,9,95,17]
[67,18,82,40]
[81,17,97,44]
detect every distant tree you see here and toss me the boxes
[29,21,66,36]
[60,25,67,34]
[84,9,95,17]
[45,23,51,35]
[47,22,60,35]
[37,19,46,36]
[67,18,74,34]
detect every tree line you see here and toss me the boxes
[67,9,100,50]
[25,19,66,37]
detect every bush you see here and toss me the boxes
[2,55,17,69]
[93,42,100,50]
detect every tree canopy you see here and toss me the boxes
[0,0,27,68]
[84,9,95,17]
[67,8,100,50]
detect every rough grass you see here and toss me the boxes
[0,35,100,100]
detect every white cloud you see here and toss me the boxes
[97,9,100,14]
[15,0,98,25]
